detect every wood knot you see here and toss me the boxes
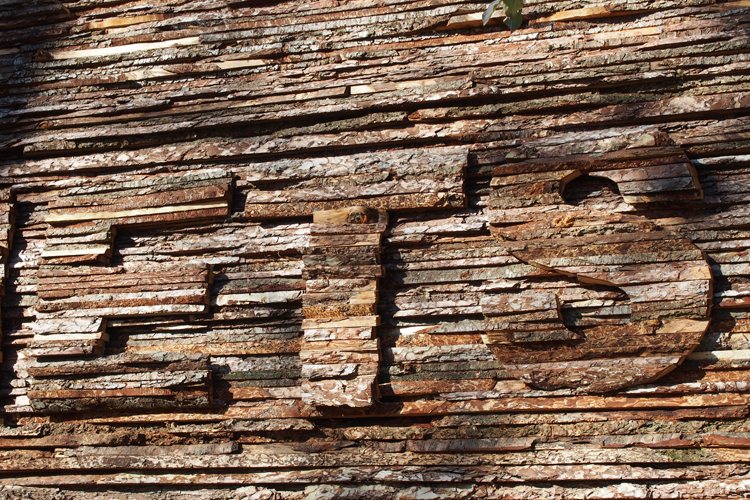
[347,206,376,224]
[33,50,54,62]
[553,216,575,228]
[312,205,386,226]
[645,319,663,335]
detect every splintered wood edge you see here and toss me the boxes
[559,170,584,193]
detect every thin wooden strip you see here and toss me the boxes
[227,386,302,400]
[46,200,229,224]
[39,281,209,299]
[245,192,466,219]
[302,316,380,329]
[124,340,300,356]
[33,304,209,318]
[36,288,209,312]
[1,463,748,487]
[41,243,111,258]
[27,387,208,399]
[406,437,536,453]
[381,393,750,417]
[213,290,302,306]
[552,262,712,286]
[38,267,208,283]
[30,370,210,391]
[381,378,498,397]
[301,363,378,379]
[304,327,376,341]
[300,339,379,352]
[31,332,110,342]
[49,184,230,213]
[236,147,467,183]
[31,317,104,334]
[26,353,209,377]
[87,14,167,30]
[5,445,750,473]
[26,344,104,357]
[309,233,381,247]
[44,36,201,60]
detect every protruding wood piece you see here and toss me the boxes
[485,147,713,393]
[300,207,388,408]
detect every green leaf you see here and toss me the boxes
[482,0,501,26]
[503,10,523,32]
[502,0,523,16]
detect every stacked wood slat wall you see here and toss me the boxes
[2,0,750,498]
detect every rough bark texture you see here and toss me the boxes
[2,0,750,498]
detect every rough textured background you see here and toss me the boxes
[2,0,750,498]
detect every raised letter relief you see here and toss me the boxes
[0,189,16,365]
[484,147,712,392]
[300,206,387,407]
[25,169,231,411]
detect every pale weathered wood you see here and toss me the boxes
[42,37,202,60]
[87,14,167,30]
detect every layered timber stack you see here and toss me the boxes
[44,168,232,253]
[27,263,215,411]
[3,0,750,498]
[300,206,387,408]
[240,146,468,219]
[24,169,229,412]
[26,352,212,412]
